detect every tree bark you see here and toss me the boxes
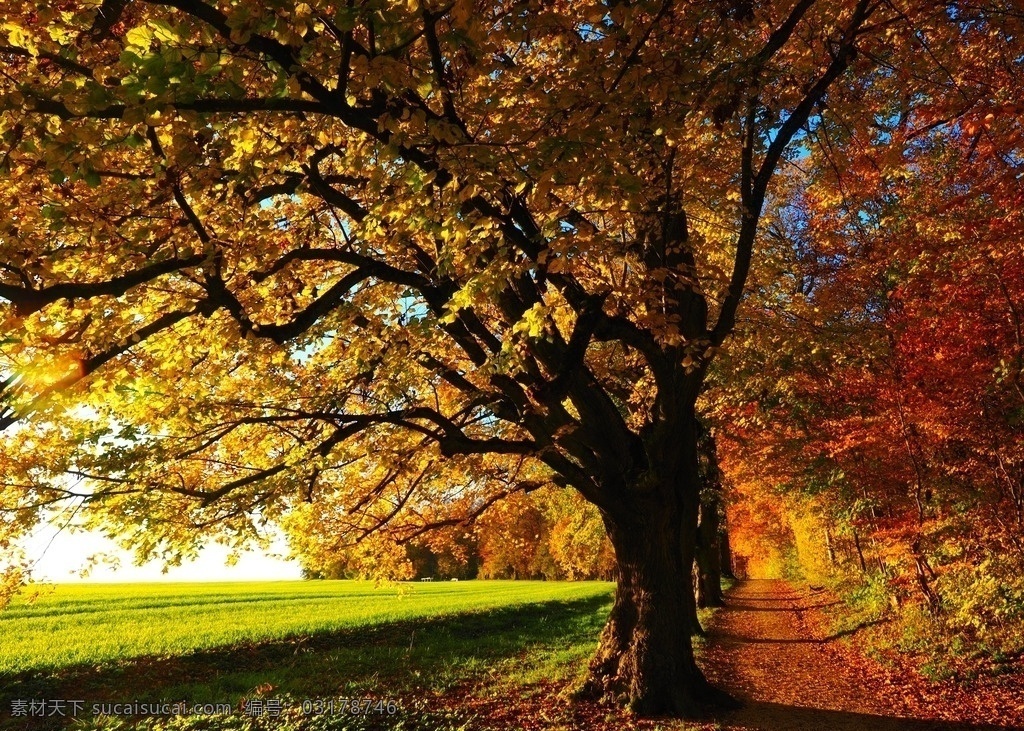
[582,505,722,714]
[694,424,724,608]
[579,415,735,716]
[695,497,725,608]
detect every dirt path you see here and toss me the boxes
[702,579,1022,731]
[416,579,1024,731]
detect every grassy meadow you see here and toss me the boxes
[0,580,613,674]
[1,580,619,730]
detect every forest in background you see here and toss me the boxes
[293,485,617,581]
[709,88,1024,679]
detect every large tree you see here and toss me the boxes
[0,0,998,716]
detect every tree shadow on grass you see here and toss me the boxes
[0,593,612,730]
[715,700,1024,731]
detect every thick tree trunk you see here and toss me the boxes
[582,508,721,715]
[580,450,735,715]
[695,498,724,608]
[694,423,724,608]
[573,342,739,716]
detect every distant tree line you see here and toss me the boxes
[297,487,617,581]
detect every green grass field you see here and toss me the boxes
[1,580,619,730]
[1,580,614,675]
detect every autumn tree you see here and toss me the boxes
[473,485,614,579]
[475,490,557,579]
[541,485,616,581]
[0,0,993,716]
[706,0,1024,669]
